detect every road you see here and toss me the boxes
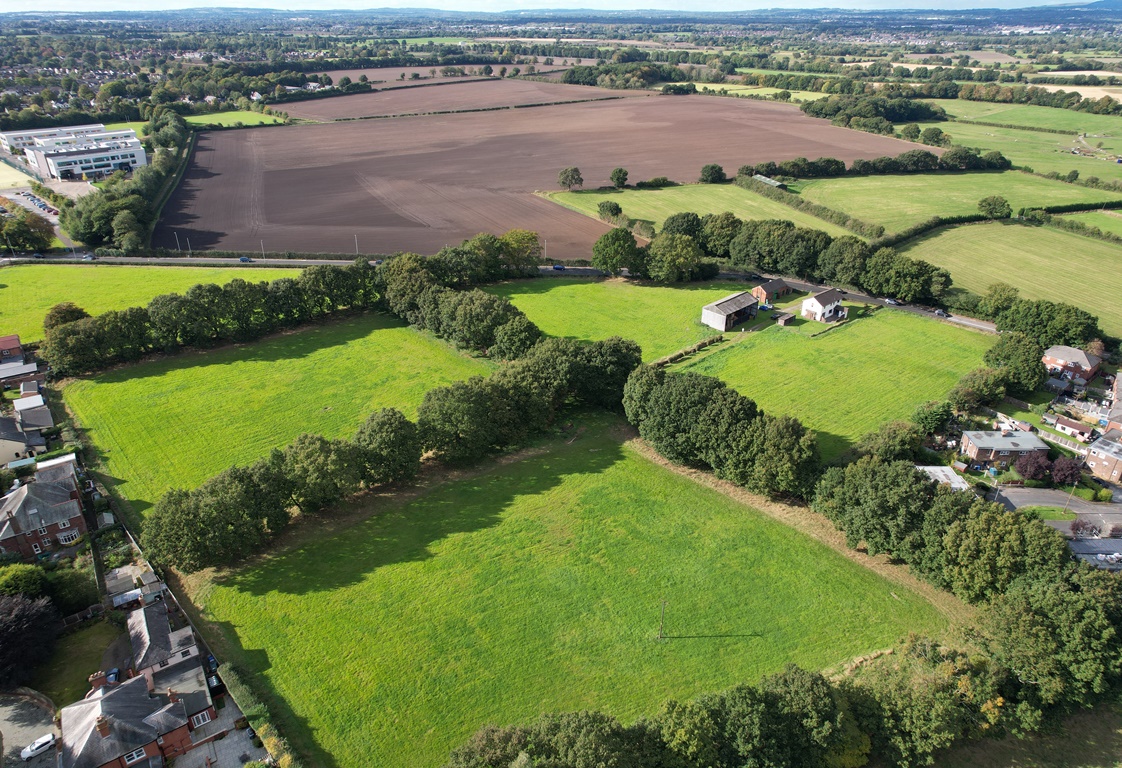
[0,696,56,768]
[995,486,1122,536]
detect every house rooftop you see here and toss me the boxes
[0,334,21,348]
[0,362,37,380]
[1090,429,1122,463]
[150,657,213,717]
[128,602,196,672]
[702,291,758,316]
[1056,415,1092,434]
[13,394,44,411]
[757,278,789,293]
[810,288,844,306]
[963,430,1049,452]
[0,479,82,543]
[1045,344,1101,370]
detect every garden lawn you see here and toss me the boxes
[898,221,1122,337]
[796,171,1122,234]
[546,184,852,237]
[677,309,993,461]
[484,277,752,361]
[0,264,301,341]
[29,620,123,706]
[195,415,945,768]
[0,162,34,189]
[183,111,285,128]
[64,314,490,524]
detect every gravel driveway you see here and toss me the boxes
[0,696,56,767]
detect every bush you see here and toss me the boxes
[634,176,676,189]
[597,200,623,220]
[699,163,726,183]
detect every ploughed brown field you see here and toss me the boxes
[156,88,920,258]
[284,78,643,122]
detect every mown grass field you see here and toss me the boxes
[1065,210,1122,237]
[183,110,286,128]
[195,415,946,768]
[64,314,491,523]
[795,171,1122,234]
[547,184,852,237]
[484,277,754,361]
[662,83,825,102]
[678,309,993,461]
[29,620,123,706]
[910,119,1122,181]
[0,162,35,189]
[936,100,1122,135]
[898,221,1122,337]
[0,264,300,341]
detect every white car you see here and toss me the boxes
[21,733,56,761]
[884,298,899,306]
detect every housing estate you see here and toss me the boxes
[800,288,848,323]
[0,454,86,560]
[1054,415,1094,442]
[700,291,758,331]
[750,278,791,306]
[1087,429,1122,483]
[960,429,1049,470]
[1042,344,1101,381]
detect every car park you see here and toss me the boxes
[20,733,57,761]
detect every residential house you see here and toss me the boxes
[0,415,43,461]
[1054,415,1094,442]
[700,292,758,331]
[801,288,848,323]
[0,470,87,560]
[14,393,54,440]
[1043,344,1101,381]
[0,334,23,364]
[751,279,791,306]
[960,430,1049,470]
[1086,429,1122,483]
[128,602,201,679]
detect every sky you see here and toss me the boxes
[0,0,1086,13]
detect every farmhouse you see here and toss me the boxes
[1043,344,1101,380]
[0,465,87,561]
[960,429,1049,470]
[751,279,791,306]
[801,288,848,323]
[1054,415,1093,442]
[701,291,758,331]
[1086,429,1122,483]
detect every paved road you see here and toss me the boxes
[995,486,1122,536]
[0,696,56,768]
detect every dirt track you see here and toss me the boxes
[156,94,920,258]
[284,78,643,121]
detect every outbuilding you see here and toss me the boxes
[701,292,759,331]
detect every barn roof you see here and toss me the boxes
[703,292,758,316]
[756,278,789,294]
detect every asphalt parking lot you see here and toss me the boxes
[0,696,57,767]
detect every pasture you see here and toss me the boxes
[1064,209,1122,237]
[898,221,1122,337]
[195,415,946,768]
[547,183,852,237]
[484,277,751,361]
[0,162,34,189]
[677,309,993,461]
[0,264,300,341]
[183,111,286,128]
[64,314,490,523]
[155,95,917,258]
[935,99,1122,134]
[795,171,1121,234]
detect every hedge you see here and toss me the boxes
[734,175,886,238]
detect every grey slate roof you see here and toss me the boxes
[16,405,54,432]
[702,291,758,316]
[1090,429,1122,463]
[0,361,38,380]
[756,278,789,294]
[963,430,1049,452]
[150,657,213,717]
[809,288,844,306]
[0,480,82,542]
[129,602,196,672]
[60,676,187,768]
[1045,345,1101,370]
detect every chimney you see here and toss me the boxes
[1001,429,1011,437]
[88,671,108,691]
[95,715,111,738]
[167,689,179,703]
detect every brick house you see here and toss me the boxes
[0,462,87,561]
[1087,429,1122,484]
[127,602,215,726]
[1042,345,1102,381]
[0,334,23,364]
[960,430,1049,469]
[751,279,792,306]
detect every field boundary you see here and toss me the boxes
[145,132,197,248]
[328,94,634,122]
[949,117,1077,135]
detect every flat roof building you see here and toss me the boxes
[26,135,147,180]
[0,123,106,153]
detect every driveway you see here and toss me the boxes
[0,695,57,767]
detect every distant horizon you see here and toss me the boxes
[0,0,1090,14]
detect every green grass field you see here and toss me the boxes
[64,314,491,522]
[898,221,1122,337]
[0,264,301,341]
[101,121,146,135]
[795,171,1122,234]
[936,100,1122,135]
[183,111,285,128]
[1064,210,1122,237]
[0,162,35,189]
[677,309,993,461]
[547,184,852,237]
[662,83,825,102]
[484,278,758,361]
[197,415,945,768]
[29,620,123,706]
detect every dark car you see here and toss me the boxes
[552,264,565,271]
[239,256,253,263]
[934,309,949,318]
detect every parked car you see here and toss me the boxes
[206,654,218,672]
[239,256,253,263]
[81,254,96,261]
[31,253,43,260]
[934,309,949,318]
[552,264,565,271]
[20,734,56,761]
[884,298,899,306]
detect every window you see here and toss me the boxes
[159,659,169,668]
[31,543,41,554]
[999,451,1010,456]
[37,526,47,535]
[181,650,192,658]
[58,519,70,529]
[59,530,79,545]
[123,747,147,764]
[191,711,212,728]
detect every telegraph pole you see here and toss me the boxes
[657,600,667,641]
[174,231,181,252]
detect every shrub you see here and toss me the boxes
[597,200,622,220]
[699,163,726,183]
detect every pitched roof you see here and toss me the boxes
[1056,415,1092,434]
[0,416,25,445]
[756,278,789,294]
[0,480,82,542]
[13,394,44,411]
[59,676,187,768]
[1090,429,1122,463]
[129,602,197,672]
[702,291,758,316]
[0,361,37,380]
[1044,345,1101,370]
[150,657,213,717]
[963,430,1049,452]
[0,335,21,349]
[809,288,844,306]
[16,405,54,432]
